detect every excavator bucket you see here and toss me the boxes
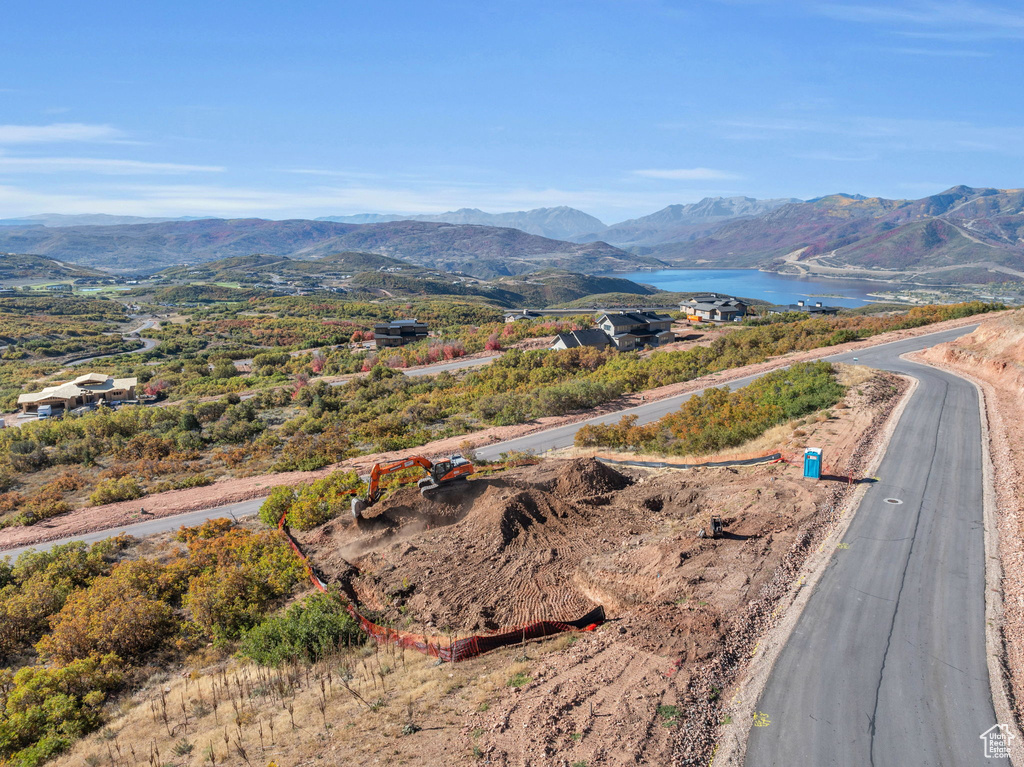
[351,497,366,519]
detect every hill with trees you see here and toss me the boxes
[0,219,656,278]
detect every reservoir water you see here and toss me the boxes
[613,268,893,308]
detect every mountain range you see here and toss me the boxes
[317,206,605,241]
[2,187,1023,284]
[315,197,799,244]
[650,186,1024,284]
[574,196,800,247]
[0,218,658,278]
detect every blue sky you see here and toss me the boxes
[1,1,1022,223]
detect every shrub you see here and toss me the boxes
[576,362,846,456]
[283,471,363,531]
[258,485,297,527]
[179,525,306,640]
[239,593,365,666]
[89,477,143,506]
[35,576,175,663]
[0,653,124,766]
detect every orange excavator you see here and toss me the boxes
[351,454,475,518]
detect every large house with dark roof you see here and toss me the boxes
[681,294,749,322]
[373,319,429,348]
[596,311,675,350]
[551,329,612,351]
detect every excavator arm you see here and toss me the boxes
[351,453,474,519]
[366,455,435,505]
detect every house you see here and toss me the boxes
[682,294,749,323]
[373,319,429,348]
[17,373,138,414]
[597,312,675,350]
[551,329,611,351]
[767,300,840,316]
[505,310,543,323]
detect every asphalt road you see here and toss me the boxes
[1,325,979,568]
[476,325,977,460]
[67,319,160,366]
[745,338,998,765]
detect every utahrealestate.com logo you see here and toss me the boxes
[980,724,1015,759]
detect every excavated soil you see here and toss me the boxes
[301,458,819,636]
[290,369,909,767]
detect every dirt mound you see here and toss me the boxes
[549,457,632,499]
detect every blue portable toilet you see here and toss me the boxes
[803,448,822,479]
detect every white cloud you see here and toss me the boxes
[888,46,990,56]
[811,1,1024,40]
[0,156,223,174]
[0,123,126,144]
[719,115,1024,153]
[630,167,742,180]
[0,180,746,222]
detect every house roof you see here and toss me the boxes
[600,311,672,327]
[17,375,137,404]
[768,303,839,314]
[554,329,609,348]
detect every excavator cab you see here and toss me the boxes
[417,454,473,495]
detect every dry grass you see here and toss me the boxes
[835,363,874,387]
[51,632,571,767]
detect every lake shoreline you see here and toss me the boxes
[604,264,960,289]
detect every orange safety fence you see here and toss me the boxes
[277,510,603,662]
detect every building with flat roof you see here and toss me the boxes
[373,319,429,348]
[17,373,138,414]
[766,300,840,316]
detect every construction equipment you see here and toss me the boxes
[699,515,725,539]
[351,454,475,518]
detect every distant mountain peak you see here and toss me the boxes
[317,206,606,240]
[577,196,801,247]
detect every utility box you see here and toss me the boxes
[803,448,822,479]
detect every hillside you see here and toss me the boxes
[350,267,658,307]
[0,218,655,278]
[0,252,107,283]
[317,205,606,240]
[157,251,408,282]
[577,196,799,247]
[651,186,1024,284]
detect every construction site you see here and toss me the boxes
[287,367,905,764]
[48,365,911,767]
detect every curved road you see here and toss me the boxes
[2,323,997,762]
[745,343,997,764]
[0,324,980,544]
[67,319,160,367]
